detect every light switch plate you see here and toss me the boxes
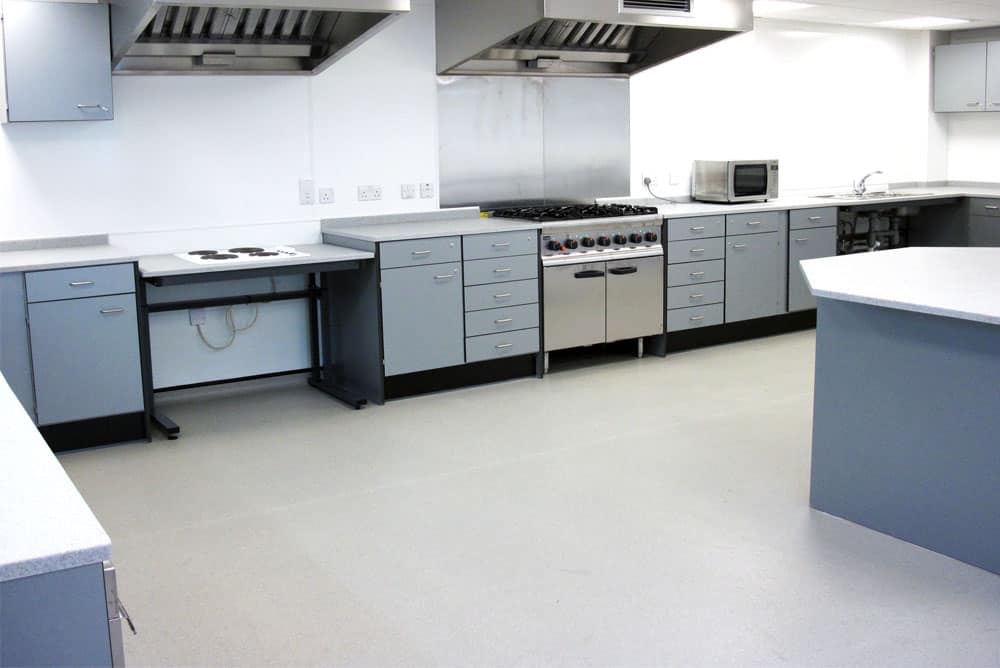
[401,183,417,199]
[419,182,434,199]
[298,179,315,205]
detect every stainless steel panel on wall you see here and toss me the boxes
[438,76,629,208]
[542,77,629,204]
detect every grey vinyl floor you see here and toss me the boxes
[59,331,1000,667]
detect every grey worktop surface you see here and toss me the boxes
[0,373,112,582]
[0,243,140,273]
[138,243,373,278]
[322,218,541,243]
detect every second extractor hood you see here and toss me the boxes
[436,0,753,77]
[111,0,409,74]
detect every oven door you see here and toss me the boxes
[606,255,664,343]
[543,262,606,352]
[729,161,772,201]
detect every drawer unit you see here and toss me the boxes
[380,236,461,269]
[465,304,539,337]
[463,254,537,286]
[25,263,135,303]
[969,198,1000,218]
[463,230,537,260]
[666,215,725,242]
[465,328,539,363]
[667,281,725,310]
[666,259,725,287]
[464,279,539,312]
[667,303,725,332]
[789,226,837,311]
[726,210,786,236]
[667,237,726,264]
[790,207,838,230]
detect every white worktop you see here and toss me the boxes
[801,247,1000,326]
[0,374,112,582]
[138,243,373,278]
[0,243,140,273]
[322,217,540,243]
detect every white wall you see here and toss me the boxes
[947,114,1000,183]
[629,19,942,197]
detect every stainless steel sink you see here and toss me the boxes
[812,192,935,200]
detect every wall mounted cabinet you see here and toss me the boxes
[932,41,1000,113]
[1,0,113,122]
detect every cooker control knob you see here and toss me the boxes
[547,240,564,251]
[581,237,596,247]
[564,239,579,250]
[597,236,612,246]
[645,231,659,242]
[629,233,644,244]
[613,234,628,244]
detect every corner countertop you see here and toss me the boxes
[801,247,1000,326]
[138,243,373,279]
[0,373,112,582]
[321,217,540,243]
[0,244,140,273]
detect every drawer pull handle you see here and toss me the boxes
[492,242,512,248]
[100,307,126,315]
[433,273,457,280]
[690,294,705,300]
[733,243,747,249]
[746,221,762,226]
[690,315,705,321]
[69,280,95,287]
[412,250,433,256]
[495,343,514,349]
[690,226,706,231]
[993,102,1000,106]
[609,266,638,275]
[794,238,809,243]
[575,270,605,279]
[495,318,514,324]
[76,103,110,112]
[808,216,823,221]
[985,205,999,211]
[690,248,706,254]
[494,293,512,299]
[967,101,981,107]
[689,271,705,277]
[494,267,512,273]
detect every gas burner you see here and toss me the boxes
[491,203,659,222]
[204,253,239,260]
[249,251,279,257]
[228,247,265,253]
[188,250,218,256]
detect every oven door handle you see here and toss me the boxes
[608,266,638,276]
[573,270,606,279]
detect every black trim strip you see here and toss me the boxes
[143,261,361,286]
[384,355,536,400]
[155,368,311,393]
[145,289,317,313]
[40,412,146,452]
[665,310,816,353]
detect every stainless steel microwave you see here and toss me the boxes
[692,160,779,203]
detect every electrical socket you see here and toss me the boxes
[419,182,435,199]
[401,183,417,199]
[189,308,206,326]
[318,187,334,204]
[298,179,315,205]
[357,185,382,202]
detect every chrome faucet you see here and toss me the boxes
[853,170,883,197]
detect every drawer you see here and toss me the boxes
[667,237,725,264]
[465,279,538,312]
[463,254,537,286]
[465,328,539,363]
[463,230,537,260]
[667,281,725,310]
[25,263,135,303]
[667,303,725,332]
[666,259,725,287]
[969,198,1000,218]
[465,304,539,337]
[726,210,786,236]
[790,207,838,230]
[666,215,725,241]
[380,236,461,269]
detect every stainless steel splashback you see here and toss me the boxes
[438,76,629,208]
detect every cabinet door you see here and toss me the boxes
[0,273,34,417]
[605,256,663,342]
[968,215,1000,247]
[2,0,113,121]
[381,264,465,376]
[542,262,606,351]
[989,42,1000,112]
[788,227,837,312]
[934,42,987,113]
[28,295,143,426]
[725,232,783,323]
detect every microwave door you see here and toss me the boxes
[731,163,769,199]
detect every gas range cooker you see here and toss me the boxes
[175,245,310,266]
[492,203,659,223]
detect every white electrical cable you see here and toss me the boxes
[644,177,678,204]
[226,304,259,332]
[194,276,274,350]
[196,321,236,350]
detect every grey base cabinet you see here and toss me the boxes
[724,210,789,324]
[788,227,837,312]
[0,273,34,415]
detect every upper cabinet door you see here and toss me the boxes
[2,0,113,122]
[934,42,987,113]
[988,42,1000,112]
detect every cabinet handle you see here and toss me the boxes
[690,315,705,321]
[985,205,999,211]
[689,271,705,277]
[993,102,1000,106]
[494,293,512,299]
[746,221,762,226]
[689,294,705,300]
[433,273,456,280]
[689,226,706,231]
[732,243,747,249]
[100,307,126,315]
[69,280,95,287]
[690,248,706,254]
[494,318,514,324]
[495,343,514,349]
[412,250,432,256]
[492,242,511,248]
[76,103,110,112]
[493,267,512,273]
[967,102,982,107]
[794,238,809,243]
[808,216,823,221]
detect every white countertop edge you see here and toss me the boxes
[138,244,374,278]
[322,220,542,243]
[809,289,1000,326]
[0,246,140,273]
[1,543,113,583]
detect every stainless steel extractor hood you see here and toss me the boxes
[436,0,752,77]
[111,0,409,74]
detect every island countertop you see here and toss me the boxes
[800,247,1000,326]
[0,373,112,582]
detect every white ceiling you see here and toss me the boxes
[753,0,1000,31]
